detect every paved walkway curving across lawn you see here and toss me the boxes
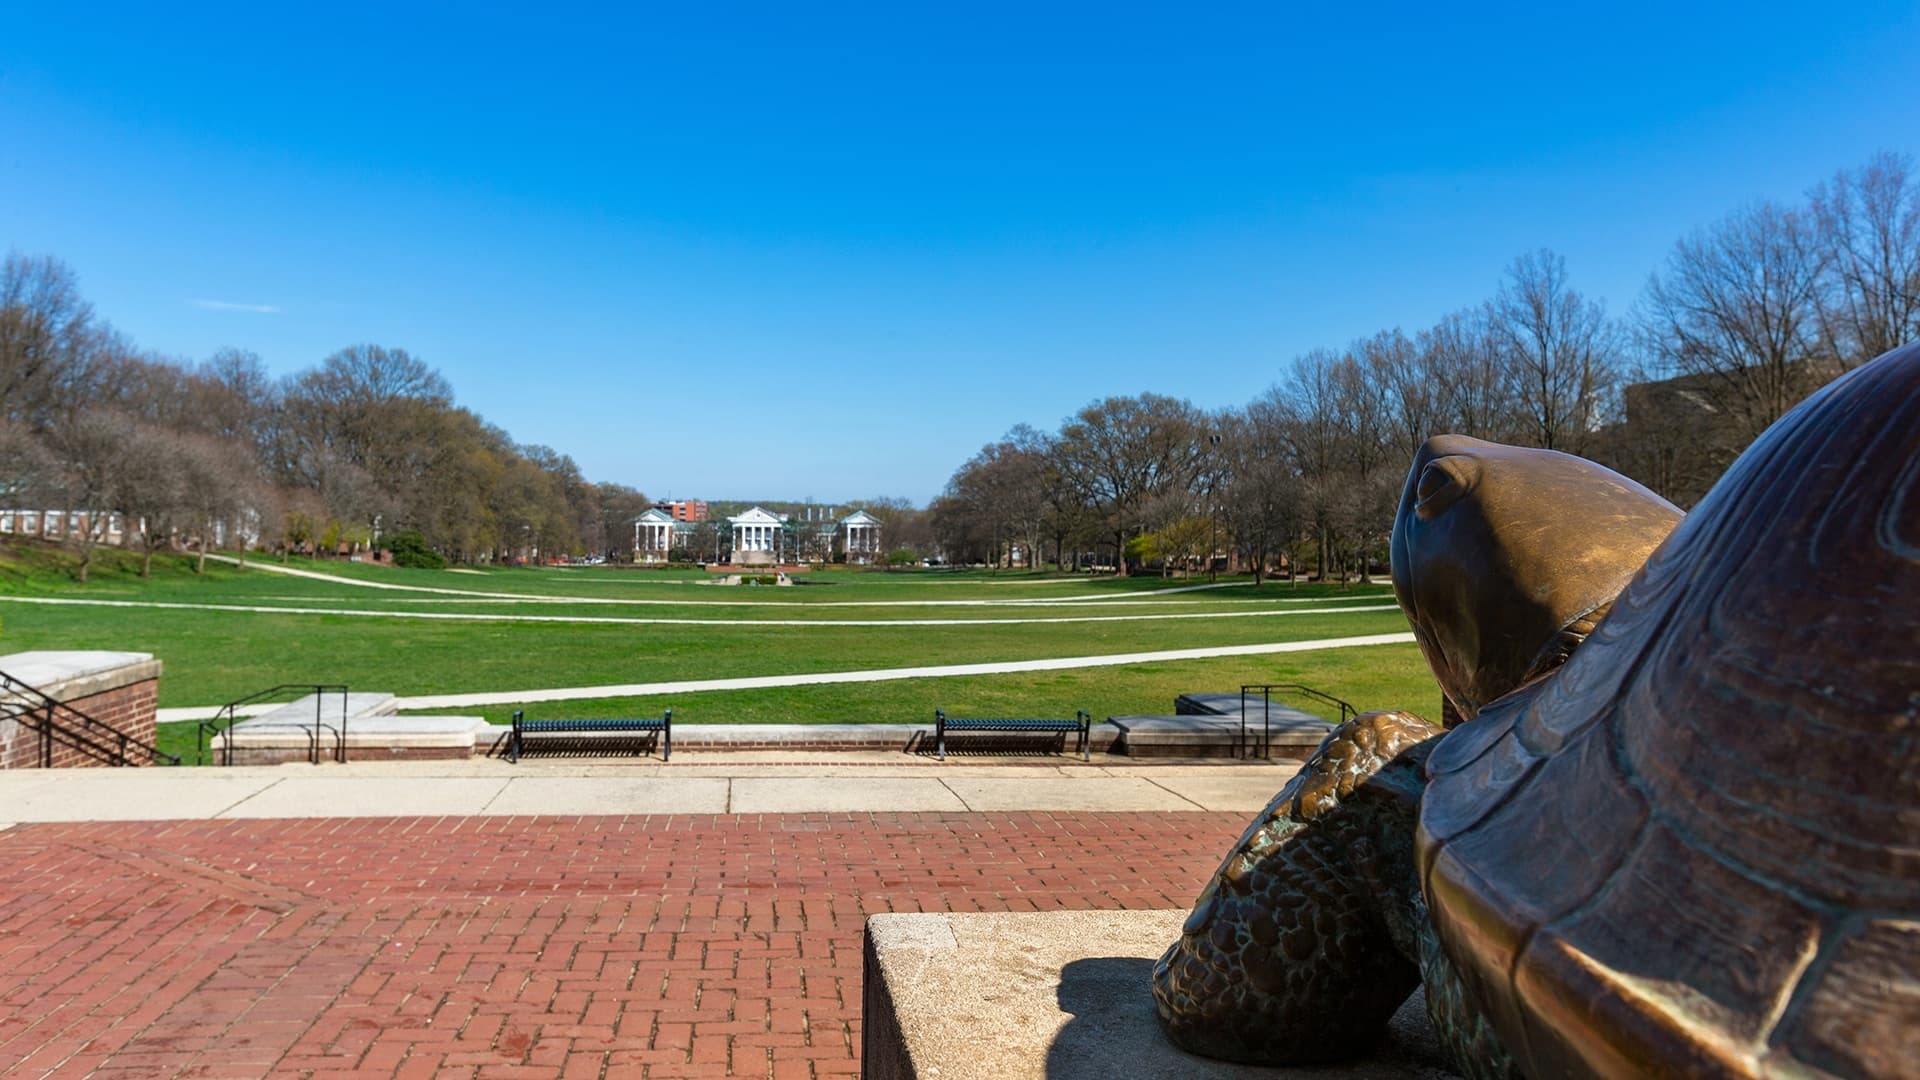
[0,594,1398,628]
[200,556,1277,607]
[153,631,1415,720]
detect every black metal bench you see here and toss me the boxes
[933,709,1092,762]
[508,709,671,763]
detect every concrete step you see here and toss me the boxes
[1108,711,1331,758]
[863,910,1455,1079]
[215,713,490,764]
[236,692,398,729]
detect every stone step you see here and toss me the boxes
[863,910,1455,1079]
[235,692,398,729]
[214,713,491,764]
[1173,691,1248,716]
[1108,711,1331,758]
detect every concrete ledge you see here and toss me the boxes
[1107,714,1331,758]
[863,910,1456,1080]
[476,722,1127,757]
[217,714,493,764]
[217,715,490,749]
[248,692,398,726]
[0,651,162,702]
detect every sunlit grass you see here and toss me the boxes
[3,538,1433,755]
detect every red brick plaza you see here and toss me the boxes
[0,812,1245,1078]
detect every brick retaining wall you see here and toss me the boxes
[0,653,163,768]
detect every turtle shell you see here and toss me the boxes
[1417,342,1920,1078]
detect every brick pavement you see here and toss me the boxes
[0,812,1248,1078]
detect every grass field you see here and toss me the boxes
[0,538,1443,761]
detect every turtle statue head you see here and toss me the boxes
[1389,437,1680,721]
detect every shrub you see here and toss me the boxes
[385,529,447,570]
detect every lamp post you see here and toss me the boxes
[1207,432,1222,583]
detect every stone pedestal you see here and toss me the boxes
[862,909,1456,1080]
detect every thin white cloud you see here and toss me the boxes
[189,298,282,314]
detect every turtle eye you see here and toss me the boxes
[1415,456,1479,519]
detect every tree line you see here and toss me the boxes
[0,257,650,581]
[933,152,1919,578]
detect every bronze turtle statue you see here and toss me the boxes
[1154,340,1920,1078]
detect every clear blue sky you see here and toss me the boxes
[4,3,1916,504]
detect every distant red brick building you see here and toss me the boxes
[658,500,708,522]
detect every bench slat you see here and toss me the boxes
[510,710,671,763]
[934,709,1091,762]
[520,719,666,732]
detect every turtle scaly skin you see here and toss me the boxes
[1151,709,1437,1064]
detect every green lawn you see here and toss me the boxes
[3,538,1441,761]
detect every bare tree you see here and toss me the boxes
[1056,393,1204,576]
[1329,349,1399,582]
[590,483,652,560]
[1277,350,1345,582]
[1810,151,1920,365]
[1493,250,1619,453]
[46,410,127,584]
[1419,307,1519,441]
[112,425,187,578]
[1641,202,1830,441]
[195,347,280,453]
[0,421,61,509]
[0,253,100,428]
[1216,399,1301,584]
[173,431,257,572]
[1367,328,1443,462]
[937,429,1053,570]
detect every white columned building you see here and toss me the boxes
[633,507,676,563]
[839,509,882,564]
[728,507,786,566]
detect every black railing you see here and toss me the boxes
[1238,683,1358,759]
[198,684,349,766]
[0,671,181,767]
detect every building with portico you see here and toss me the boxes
[632,504,883,565]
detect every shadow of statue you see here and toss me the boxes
[1043,956,1160,1079]
[1044,956,1455,1078]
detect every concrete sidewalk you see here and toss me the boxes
[0,755,1296,824]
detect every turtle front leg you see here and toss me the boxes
[1152,710,1441,1064]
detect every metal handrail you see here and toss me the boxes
[0,672,182,767]
[1238,683,1358,759]
[198,684,349,766]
